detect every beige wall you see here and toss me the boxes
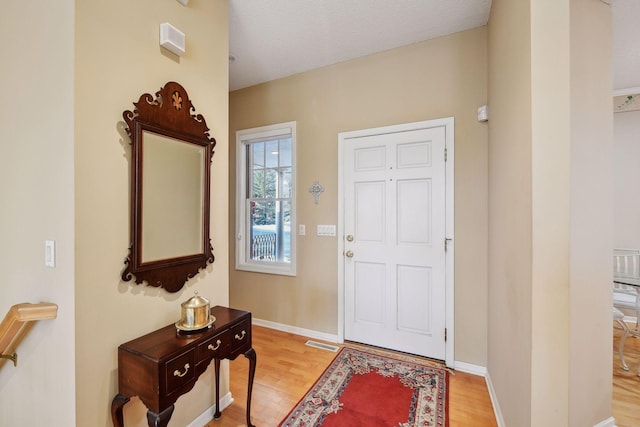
[0,1,76,425]
[530,0,571,424]
[488,0,613,425]
[230,27,489,366]
[568,1,613,424]
[75,1,229,426]
[614,109,640,248]
[487,1,533,424]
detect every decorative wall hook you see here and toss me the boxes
[308,181,325,204]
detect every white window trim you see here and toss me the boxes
[236,121,296,276]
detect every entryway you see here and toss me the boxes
[337,118,454,366]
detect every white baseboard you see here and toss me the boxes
[454,360,487,376]
[485,371,506,427]
[186,392,234,427]
[594,416,616,427]
[252,317,339,343]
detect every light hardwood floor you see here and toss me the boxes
[206,325,497,427]
[613,322,640,427]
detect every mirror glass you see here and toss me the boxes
[141,131,205,263]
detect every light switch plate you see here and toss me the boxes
[317,225,336,237]
[45,240,56,267]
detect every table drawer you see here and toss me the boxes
[164,349,196,395]
[197,329,230,362]
[230,319,251,349]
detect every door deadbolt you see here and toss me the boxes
[346,235,354,242]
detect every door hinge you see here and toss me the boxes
[445,238,452,251]
[444,147,448,162]
[444,328,447,342]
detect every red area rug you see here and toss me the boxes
[279,347,448,427]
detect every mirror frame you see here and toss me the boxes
[121,82,216,293]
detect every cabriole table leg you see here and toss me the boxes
[214,358,222,419]
[111,394,130,427]
[244,348,257,427]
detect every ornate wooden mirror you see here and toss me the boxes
[121,82,215,293]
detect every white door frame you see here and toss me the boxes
[337,117,455,367]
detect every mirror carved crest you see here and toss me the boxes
[121,81,216,293]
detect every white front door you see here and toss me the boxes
[339,119,453,361]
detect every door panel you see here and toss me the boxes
[397,265,432,333]
[355,181,385,242]
[354,261,385,325]
[397,179,431,244]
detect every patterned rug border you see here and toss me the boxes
[343,342,455,375]
[279,346,450,427]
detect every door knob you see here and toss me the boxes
[345,250,354,258]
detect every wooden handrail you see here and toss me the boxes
[0,302,58,367]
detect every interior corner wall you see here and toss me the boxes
[568,1,613,425]
[487,0,534,425]
[229,27,489,367]
[0,1,76,426]
[74,1,229,426]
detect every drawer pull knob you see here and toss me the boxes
[173,363,190,378]
[234,330,246,341]
[208,340,222,351]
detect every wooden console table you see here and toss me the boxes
[111,306,256,427]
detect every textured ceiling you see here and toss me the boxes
[228,0,491,91]
[229,0,640,93]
